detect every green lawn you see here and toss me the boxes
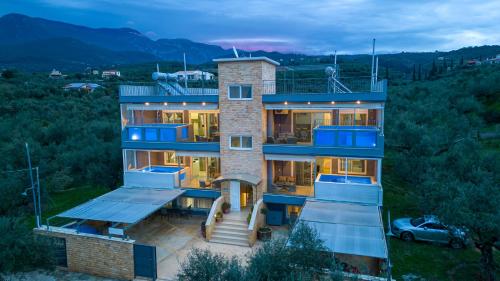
[25,185,110,227]
[383,157,499,280]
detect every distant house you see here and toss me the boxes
[173,70,215,81]
[466,59,482,66]
[63,83,102,93]
[484,54,500,64]
[102,70,121,78]
[49,69,66,79]
[84,67,100,75]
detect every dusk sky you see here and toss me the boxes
[1,0,500,54]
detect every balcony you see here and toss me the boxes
[120,80,219,97]
[314,173,382,206]
[263,77,386,95]
[122,124,220,151]
[313,125,380,148]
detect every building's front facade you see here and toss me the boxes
[120,56,388,276]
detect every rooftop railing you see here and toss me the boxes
[263,77,386,95]
[120,80,219,97]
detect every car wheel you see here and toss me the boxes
[401,232,414,242]
[450,239,464,249]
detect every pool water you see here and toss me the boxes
[141,166,183,173]
[319,174,372,184]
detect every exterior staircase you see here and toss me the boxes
[210,210,249,247]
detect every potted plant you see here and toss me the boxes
[257,226,272,241]
[201,221,207,238]
[215,211,223,223]
[222,202,231,214]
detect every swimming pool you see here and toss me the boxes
[140,166,183,173]
[319,174,372,184]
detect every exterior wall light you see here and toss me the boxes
[331,101,335,105]
[356,100,361,104]
[307,101,311,105]
[284,101,288,105]
[145,102,150,106]
[182,102,187,106]
[164,102,168,106]
[202,102,206,106]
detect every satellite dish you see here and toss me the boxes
[232,46,239,58]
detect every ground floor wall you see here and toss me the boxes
[35,227,135,280]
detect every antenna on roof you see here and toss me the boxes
[370,38,376,91]
[334,50,337,65]
[232,46,239,58]
[156,63,160,72]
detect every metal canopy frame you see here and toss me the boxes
[47,187,185,237]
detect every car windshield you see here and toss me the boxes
[410,217,425,227]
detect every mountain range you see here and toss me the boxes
[0,13,499,73]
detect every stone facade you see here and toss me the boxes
[35,227,135,281]
[217,59,276,204]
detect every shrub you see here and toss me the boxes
[0,216,55,273]
[177,248,244,281]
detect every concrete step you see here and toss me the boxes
[213,229,248,239]
[210,235,249,247]
[216,225,248,234]
[219,220,248,228]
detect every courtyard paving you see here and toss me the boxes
[128,215,264,280]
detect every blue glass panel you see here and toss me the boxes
[356,131,377,147]
[145,128,158,141]
[314,129,335,146]
[128,127,142,141]
[159,128,176,142]
[181,127,188,139]
[338,131,353,146]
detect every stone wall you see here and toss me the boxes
[217,59,276,204]
[35,227,135,280]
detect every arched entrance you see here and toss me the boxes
[213,174,259,212]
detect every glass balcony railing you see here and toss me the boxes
[263,77,386,95]
[313,126,380,148]
[124,124,220,143]
[120,80,219,97]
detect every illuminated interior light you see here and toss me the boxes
[202,102,206,106]
[164,102,168,106]
[284,101,288,105]
[331,101,335,104]
[356,100,361,104]
[145,102,150,106]
[182,102,187,106]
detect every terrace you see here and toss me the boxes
[265,157,382,205]
[121,107,220,143]
[119,80,219,97]
[263,77,386,95]
[123,150,221,190]
[315,157,382,206]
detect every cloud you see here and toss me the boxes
[10,0,500,54]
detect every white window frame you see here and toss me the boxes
[229,135,253,150]
[228,84,253,100]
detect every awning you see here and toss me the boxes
[264,154,315,162]
[213,173,261,186]
[57,187,184,224]
[175,151,220,157]
[265,104,384,110]
[295,200,388,259]
[126,104,218,110]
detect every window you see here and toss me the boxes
[339,159,366,174]
[229,136,252,150]
[228,85,252,100]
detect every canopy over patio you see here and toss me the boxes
[295,199,388,259]
[56,187,185,224]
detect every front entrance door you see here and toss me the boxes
[230,181,240,211]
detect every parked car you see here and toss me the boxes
[391,215,467,249]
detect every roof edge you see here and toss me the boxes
[213,56,280,66]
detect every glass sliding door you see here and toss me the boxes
[293,112,312,143]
